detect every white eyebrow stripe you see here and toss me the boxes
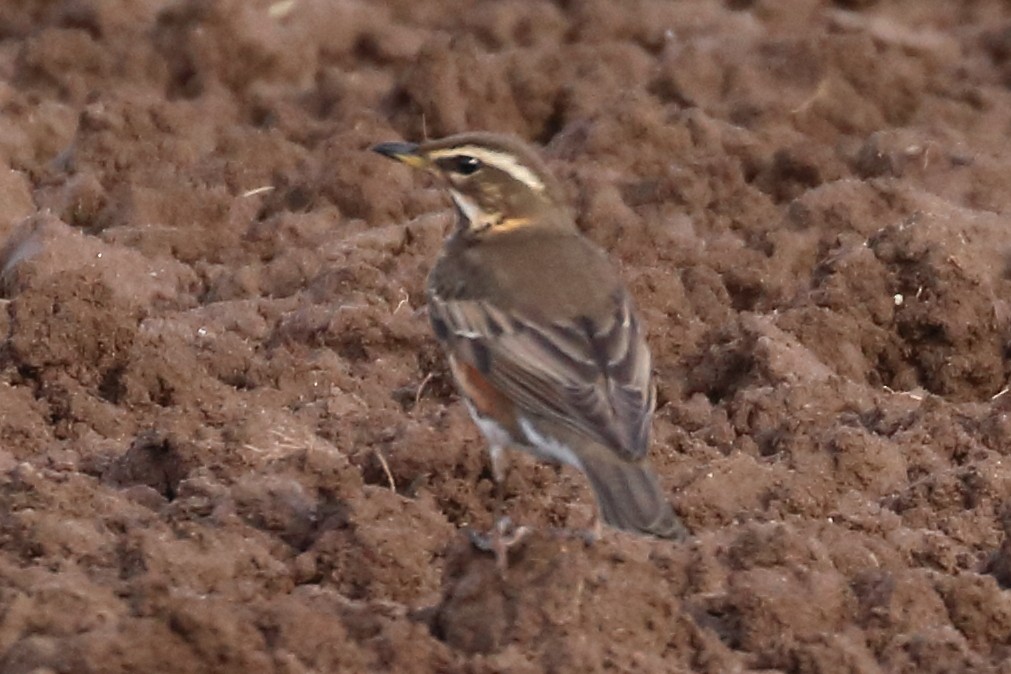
[427,146,546,192]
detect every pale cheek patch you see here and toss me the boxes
[450,189,484,224]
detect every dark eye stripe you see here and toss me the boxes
[436,155,482,175]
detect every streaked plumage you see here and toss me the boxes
[372,132,686,540]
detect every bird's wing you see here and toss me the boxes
[429,290,655,461]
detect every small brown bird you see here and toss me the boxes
[372,132,686,549]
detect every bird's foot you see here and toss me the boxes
[465,516,531,573]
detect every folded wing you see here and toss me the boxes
[429,290,655,461]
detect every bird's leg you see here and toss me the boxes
[490,445,507,523]
[467,445,530,572]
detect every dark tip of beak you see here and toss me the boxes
[371,141,421,161]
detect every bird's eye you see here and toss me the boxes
[453,156,482,175]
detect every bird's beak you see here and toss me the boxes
[371,141,429,169]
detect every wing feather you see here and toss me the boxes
[429,290,655,460]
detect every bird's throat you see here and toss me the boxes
[450,189,533,237]
[451,189,497,234]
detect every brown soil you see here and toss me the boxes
[2,0,1011,672]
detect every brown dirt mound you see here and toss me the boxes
[2,0,1011,672]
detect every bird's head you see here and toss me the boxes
[372,132,568,236]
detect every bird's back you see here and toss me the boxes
[428,226,622,322]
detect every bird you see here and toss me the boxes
[372,132,687,558]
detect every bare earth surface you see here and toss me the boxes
[1,1,1011,672]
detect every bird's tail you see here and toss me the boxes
[580,453,687,540]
